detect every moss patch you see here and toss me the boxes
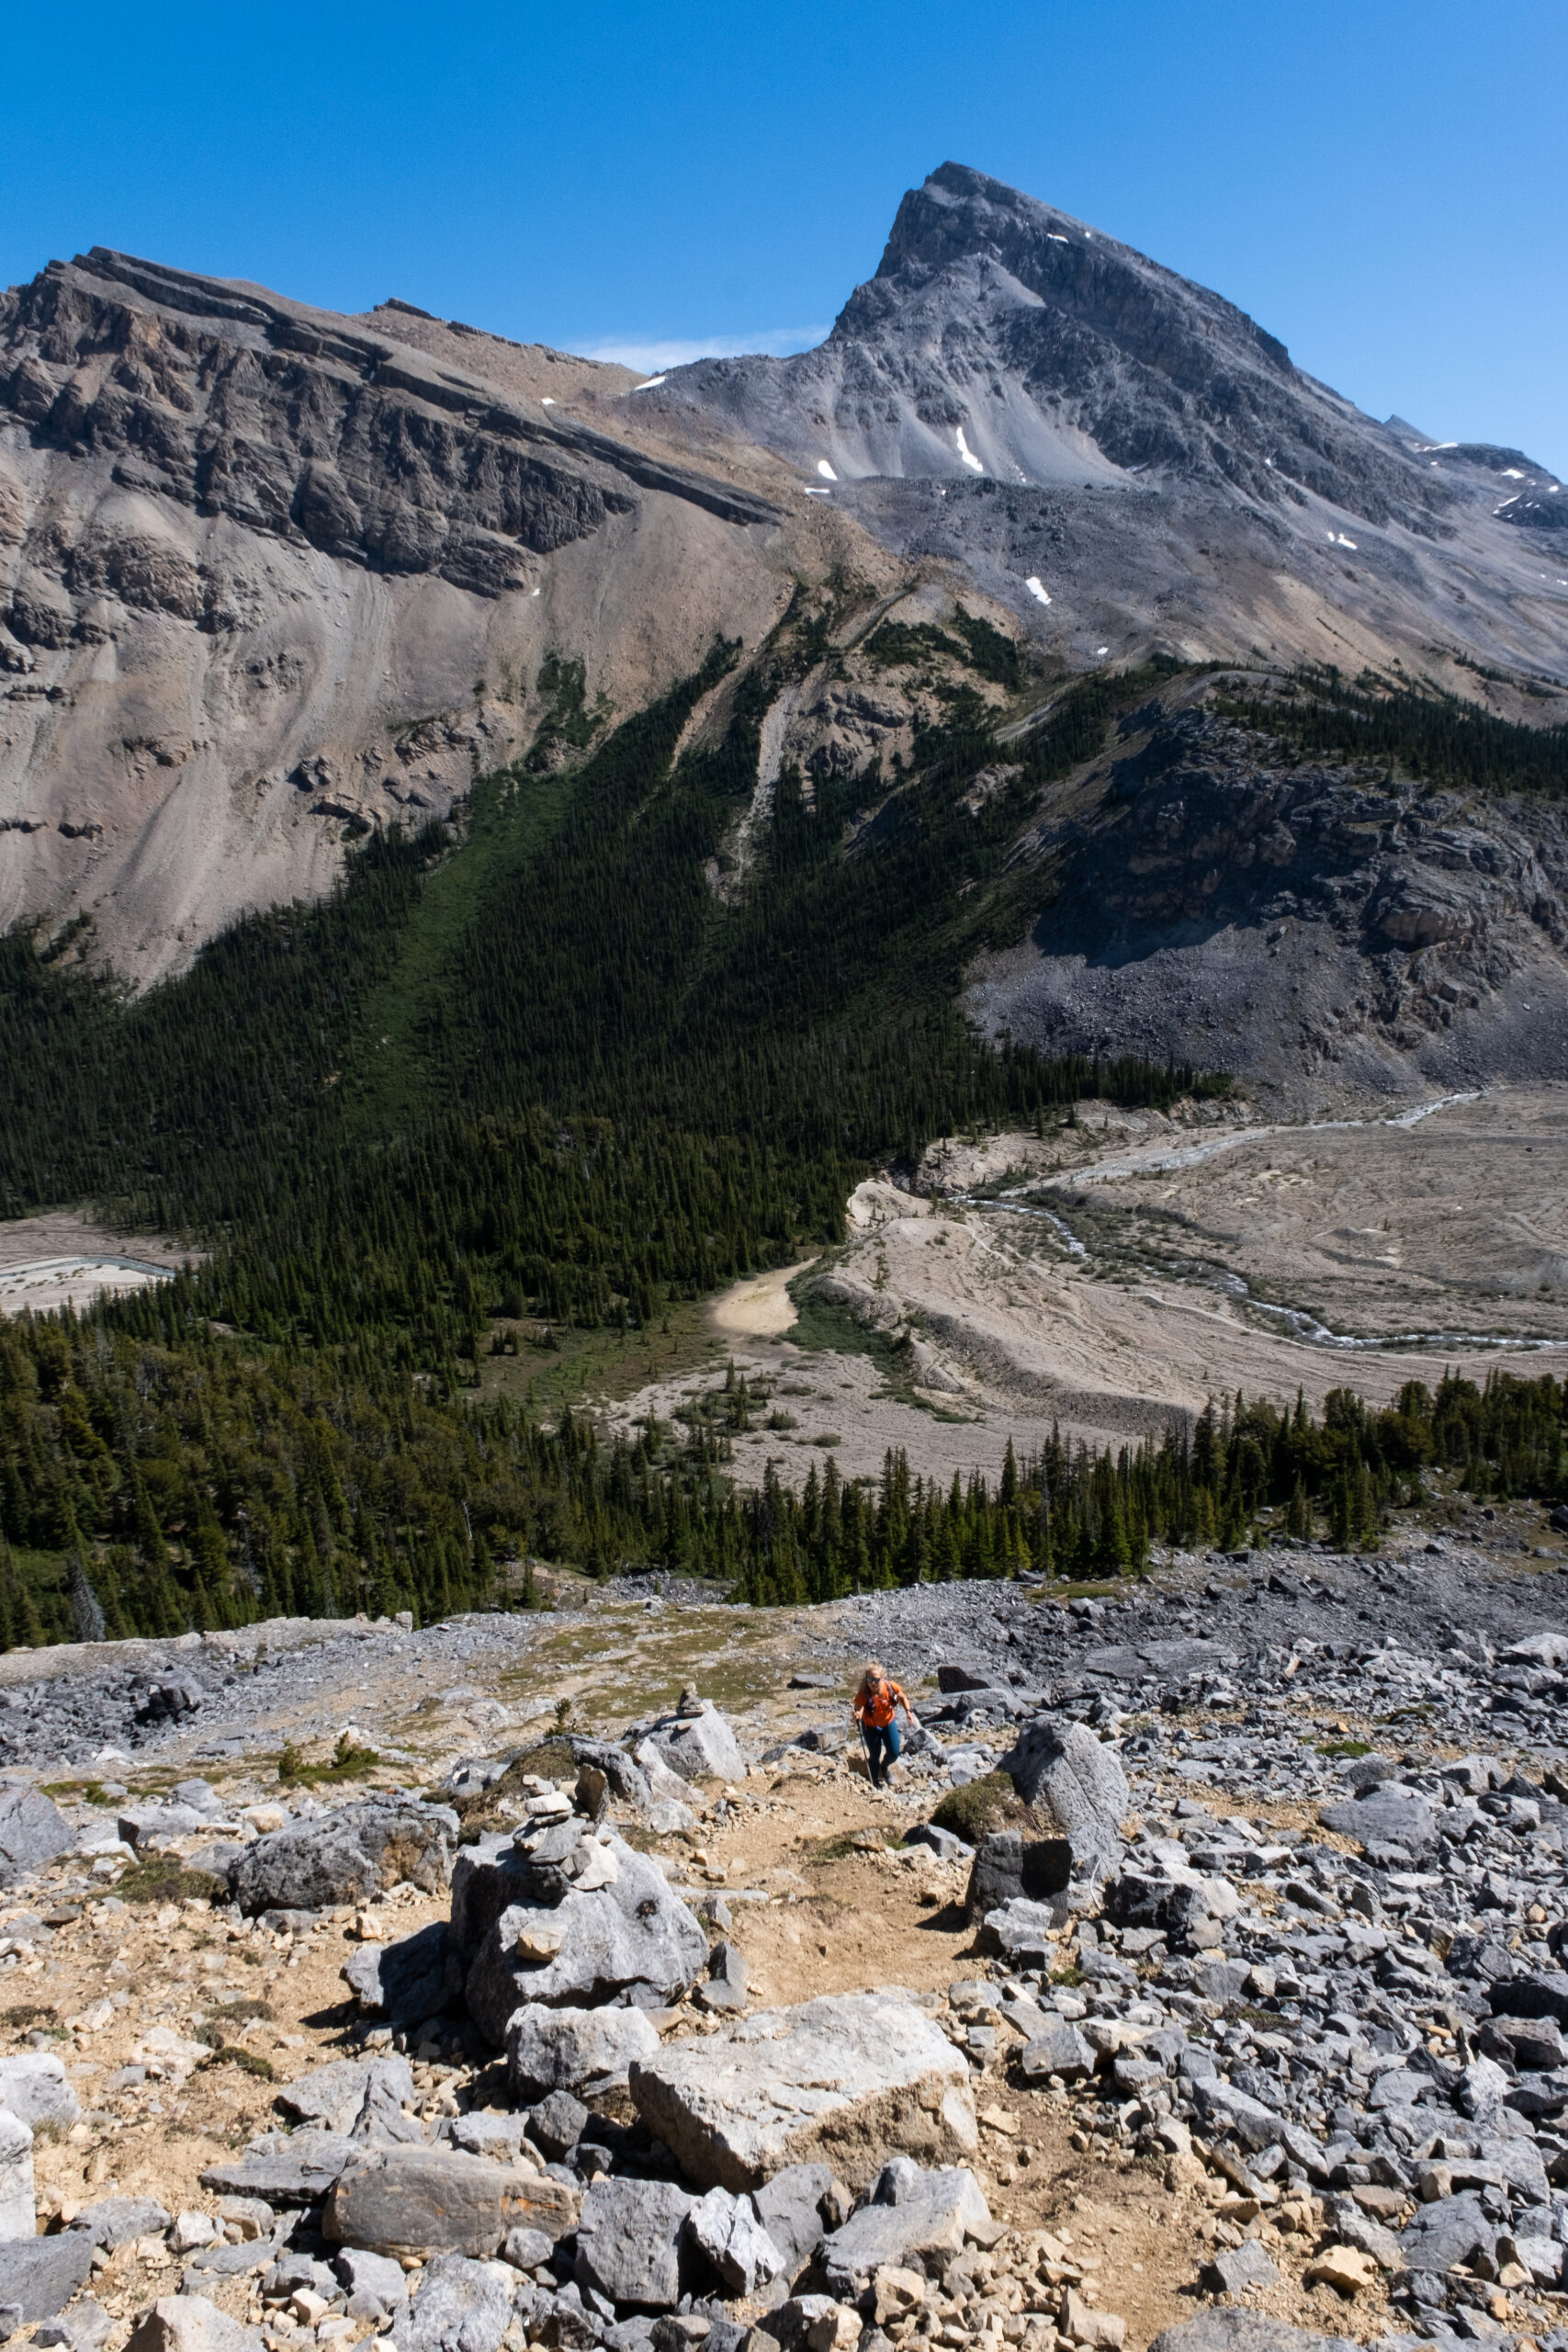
[929,1771,1025,1844]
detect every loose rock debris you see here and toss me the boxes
[0,1545,1566,2352]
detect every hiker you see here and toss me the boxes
[852,1658,912,1788]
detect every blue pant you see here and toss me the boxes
[862,1719,901,1785]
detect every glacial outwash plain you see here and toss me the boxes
[0,162,1566,2352]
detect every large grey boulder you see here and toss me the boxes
[334,2246,409,2317]
[389,2253,514,2352]
[685,2187,786,2295]
[323,2148,579,2258]
[0,2234,93,2321]
[466,1838,706,2042]
[0,1787,73,1883]
[995,1721,1127,1862]
[1318,1786,1436,1858]
[1191,2078,1285,2153]
[645,1707,747,1785]
[0,2110,33,2240]
[276,2055,422,2143]
[0,2054,78,2133]
[506,2003,660,2100]
[231,1801,457,1916]
[978,1900,1067,1962]
[343,1923,456,2025]
[573,2177,694,2310]
[629,1992,978,2192]
[1495,1970,1568,2030]
[816,2160,990,2295]
[118,1803,220,1849]
[200,2131,357,2204]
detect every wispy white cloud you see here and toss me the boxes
[581,325,828,372]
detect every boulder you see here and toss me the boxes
[631,1994,977,2193]
[391,2253,514,2352]
[1018,2023,1095,2082]
[686,2188,785,2295]
[750,2165,840,2275]
[525,2094,588,2164]
[276,2055,423,2144]
[964,1831,1072,1922]
[767,2296,861,2352]
[323,2148,579,2258]
[124,2299,261,2352]
[199,2131,357,2204]
[978,1900,1066,1962]
[994,1722,1127,1862]
[1191,2079,1285,2153]
[0,1788,74,1883]
[1201,2243,1280,2294]
[500,2228,554,2273]
[506,2004,660,2100]
[0,2112,32,2241]
[333,2246,408,2315]
[697,1941,749,2015]
[816,2161,990,2295]
[1318,1789,1436,1858]
[72,2197,173,2249]
[448,2115,534,2162]
[0,2055,77,2133]
[902,1826,969,1862]
[629,1743,700,1833]
[230,1801,457,1916]
[118,1803,218,1848]
[342,1922,456,2024]
[0,2235,93,2322]
[645,1707,747,1785]
[1063,2290,1125,2350]
[1397,2191,1496,2273]
[465,1838,706,2042]
[1150,2321,1358,2352]
[573,2177,694,2310]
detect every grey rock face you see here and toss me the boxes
[697,1940,749,2014]
[816,2160,991,2295]
[506,2002,660,2099]
[231,1801,456,1916]
[466,1838,706,2042]
[573,2178,694,2310]
[323,2147,580,2259]
[1151,2324,1358,2352]
[902,1825,969,1861]
[390,2253,514,2352]
[0,1788,73,1883]
[631,1994,977,2193]
[1318,1786,1436,1857]
[979,1899,1069,1962]
[0,2236,94,2322]
[1397,2193,1497,2272]
[0,2056,77,2133]
[996,1720,1128,1860]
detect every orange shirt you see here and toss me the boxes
[855,1677,906,1728]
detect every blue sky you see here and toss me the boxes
[3,0,1563,474]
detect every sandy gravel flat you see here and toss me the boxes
[0,1210,191,1317]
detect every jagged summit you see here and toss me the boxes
[647,162,1559,534]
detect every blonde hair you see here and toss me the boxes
[862,1660,886,1684]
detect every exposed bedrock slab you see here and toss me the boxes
[1149,2319,1359,2352]
[573,2177,694,2310]
[628,1994,978,2192]
[323,2147,580,2259]
[200,2132,357,2204]
[0,1787,74,1884]
[465,1838,706,2043]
